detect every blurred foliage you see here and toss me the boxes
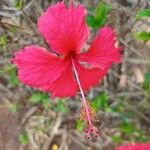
[7,102,18,113]
[143,70,150,93]
[30,92,49,108]
[30,93,69,113]
[91,92,108,111]
[52,99,68,113]
[111,135,122,143]
[134,31,150,41]
[0,0,149,148]
[76,118,85,131]
[14,0,24,10]
[136,9,150,19]
[134,9,150,41]
[86,0,111,28]
[0,34,7,49]
[0,64,20,87]
[19,132,29,145]
[75,93,150,142]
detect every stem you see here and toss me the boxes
[71,56,92,125]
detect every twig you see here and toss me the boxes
[59,128,68,150]
[69,132,88,150]
[21,106,38,125]
[0,0,35,18]
[26,128,39,150]
[119,39,141,57]
[125,58,150,65]
[0,83,20,100]
[110,70,141,90]
[124,101,150,124]
[42,115,62,150]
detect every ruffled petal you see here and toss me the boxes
[74,60,109,91]
[43,62,78,98]
[13,46,69,89]
[117,142,150,150]
[78,26,122,69]
[38,1,89,55]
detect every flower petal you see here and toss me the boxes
[117,142,150,150]
[78,26,122,69]
[74,60,109,91]
[13,46,68,89]
[38,1,89,55]
[43,62,78,98]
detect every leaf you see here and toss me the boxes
[8,69,20,87]
[94,1,111,26]
[143,70,150,92]
[86,15,98,28]
[4,64,19,87]
[86,1,111,28]
[135,133,149,142]
[7,103,17,113]
[19,132,29,145]
[41,95,49,109]
[120,122,137,134]
[14,0,23,10]
[0,34,7,48]
[53,100,68,113]
[91,93,108,111]
[136,9,150,19]
[30,93,43,103]
[30,93,49,108]
[134,31,150,41]
[76,119,85,131]
[111,135,122,143]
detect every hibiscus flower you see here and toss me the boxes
[117,142,150,150]
[13,1,121,138]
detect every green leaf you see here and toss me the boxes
[86,1,111,28]
[0,34,7,48]
[134,31,150,41]
[30,93,49,108]
[95,1,110,20]
[30,93,43,103]
[135,133,149,142]
[111,135,122,143]
[120,122,137,134]
[4,64,19,87]
[86,15,98,28]
[53,100,68,113]
[7,103,17,113]
[14,0,23,10]
[8,69,20,87]
[76,119,85,131]
[136,9,150,19]
[94,1,111,27]
[143,70,150,92]
[19,132,29,145]
[91,93,108,111]
[42,95,49,109]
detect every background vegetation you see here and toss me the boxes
[0,0,150,149]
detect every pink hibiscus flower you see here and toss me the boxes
[13,1,121,138]
[117,142,150,150]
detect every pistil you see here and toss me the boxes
[71,56,99,139]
